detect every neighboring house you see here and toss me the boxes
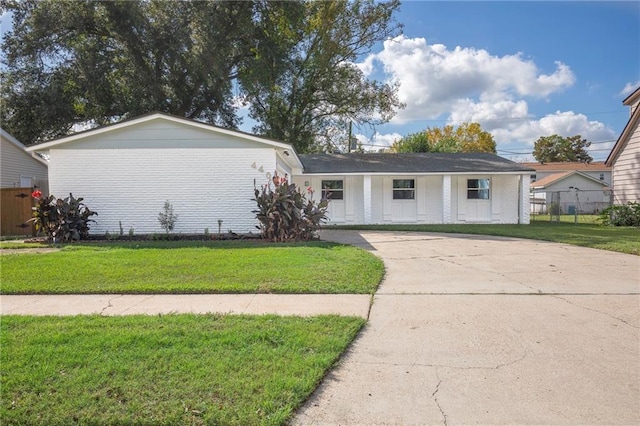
[521,161,612,214]
[1,129,49,236]
[1,128,48,191]
[605,86,640,204]
[27,113,533,234]
[530,171,610,214]
[521,161,611,185]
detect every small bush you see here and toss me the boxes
[599,202,640,227]
[30,191,97,242]
[253,173,329,242]
[158,200,178,233]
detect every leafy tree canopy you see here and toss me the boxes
[532,134,593,163]
[391,122,497,154]
[0,0,403,153]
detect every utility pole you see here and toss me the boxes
[347,121,352,153]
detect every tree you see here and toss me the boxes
[238,0,404,153]
[1,0,255,144]
[1,0,404,152]
[391,122,497,154]
[532,134,592,163]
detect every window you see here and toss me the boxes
[467,178,490,199]
[530,174,537,182]
[599,173,605,181]
[393,179,415,200]
[321,180,344,200]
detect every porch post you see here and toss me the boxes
[363,174,372,224]
[442,174,452,223]
[519,174,531,224]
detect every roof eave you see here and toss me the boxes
[25,112,296,153]
[606,103,640,166]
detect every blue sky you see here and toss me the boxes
[352,1,640,160]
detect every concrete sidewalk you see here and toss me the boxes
[0,293,371,318]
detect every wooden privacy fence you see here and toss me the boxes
[1,188,35,237]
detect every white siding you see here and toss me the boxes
[1,137,48,190]
[49,148,276,234]
[612,125,640,203]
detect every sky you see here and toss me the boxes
[349,1,640,161]
[1,1,639,162]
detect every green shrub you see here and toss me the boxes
[599,202,640,227]
[30,191,97,242]
[253,174,329,242]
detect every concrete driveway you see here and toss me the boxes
[294,230,640,425]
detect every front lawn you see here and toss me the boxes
[1,314,364,425]
[334,221,640,255]
[1,240,384,294]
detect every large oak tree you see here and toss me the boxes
[1,0,403,153]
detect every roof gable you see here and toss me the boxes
[300,153,534,174]
[0,128,48,167]
[607,87,640,166]
[25,112,296,152]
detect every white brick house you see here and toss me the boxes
[28,113,533,234]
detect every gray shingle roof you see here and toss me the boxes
[299,153,534,174]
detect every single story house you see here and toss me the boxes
[606,86,640,204]
[529,170,610,214]
[295,153,532,225]
[1,128,48,192]
[27,113,532,235]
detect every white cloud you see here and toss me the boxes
[360,35,576,123]
[619,81,640,97]
[355,132,402,151]
[490,111,616,148]
[357,35,615,159]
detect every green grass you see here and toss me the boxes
[332,222,640,255]
[0,314,364,425]
[1,240,384,295]
[0,241,50,249]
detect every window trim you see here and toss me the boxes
[321,179,344,200]
[392,179,415,200]
[467,178,490,200]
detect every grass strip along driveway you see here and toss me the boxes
[1,240,384,294]
[335,221,640,255]
[1,314,364,425]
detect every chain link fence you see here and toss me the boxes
[530,189,613,222]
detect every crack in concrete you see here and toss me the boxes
[431,371,448,426]
[117,294,156,315]
[99,294,123,315]
[354,350,529,371]
[436,256,544,294]
[551,295,640,329]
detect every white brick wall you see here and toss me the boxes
[49,148,277,235]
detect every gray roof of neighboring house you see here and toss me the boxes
[299,153,535,174]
